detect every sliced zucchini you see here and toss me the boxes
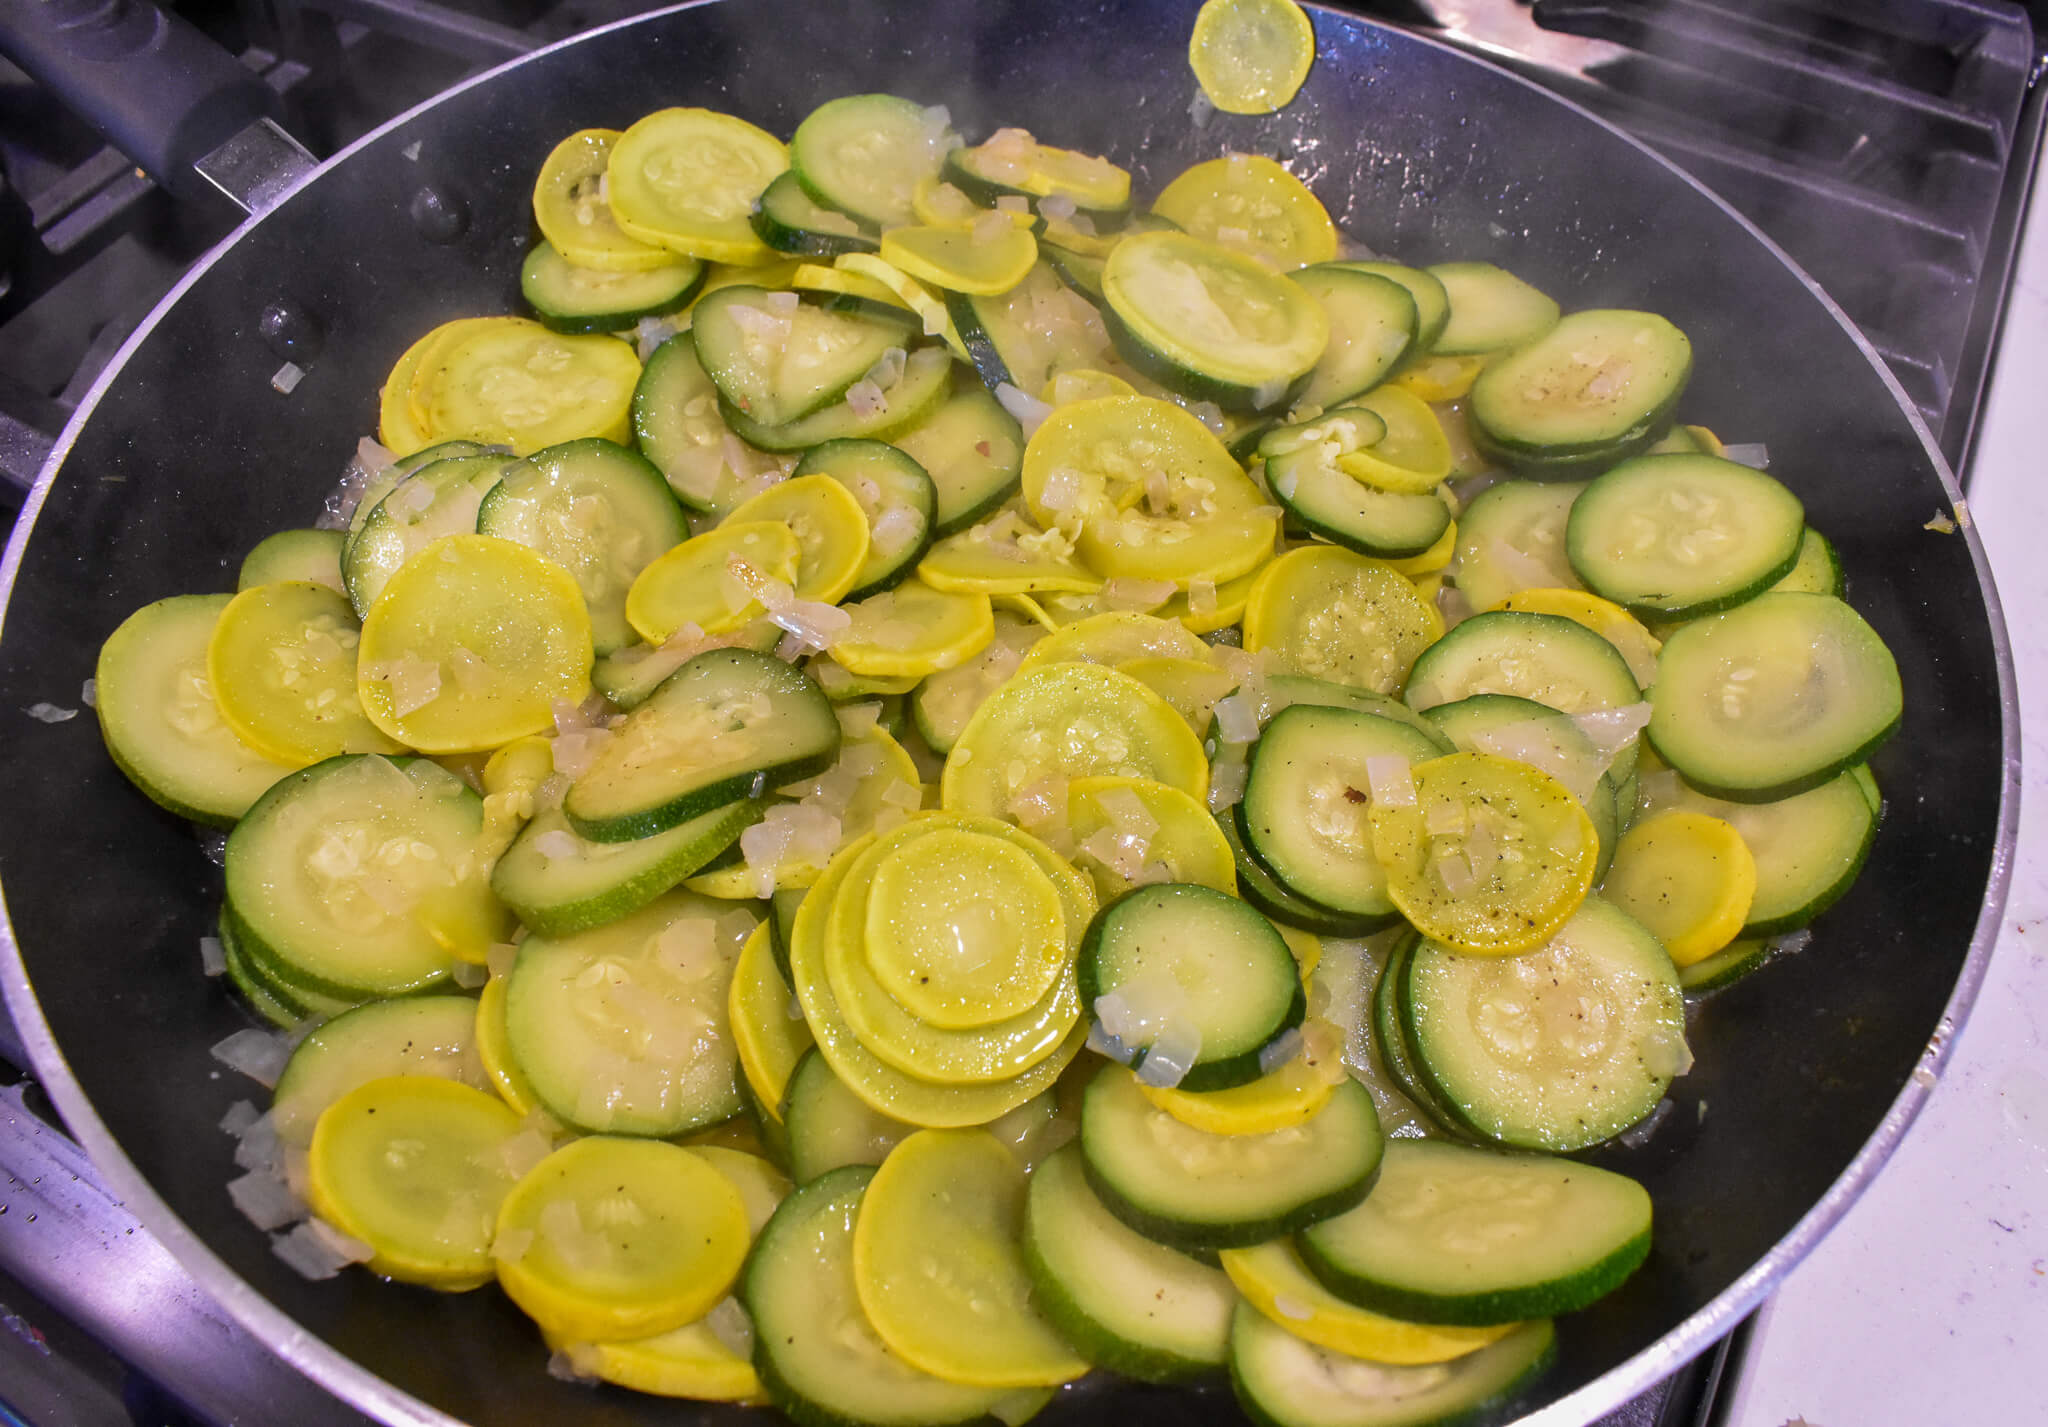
[793,438,937,599]
[271,994,488,1146]
[1566,453,1805,619]
[1218,811,1388,939]
[1469,309,1691,470]
[750,170,880,257]
[564,649,839,842]
[691,286,911,428]
[1023,1143,1235,1382]
[519,241,704,335]
[1265,443,1453,561]
[888,374,1026,535]
[1402,895,1686,1152]
[238,528,346,593]
[224,755,497,997]
[342,452,516,617]
[945,131,1132,226]
[1238,705,1447,920]
[743,1166,1015,1427]
[1228,1303,1555,1427]
[1647,593,1901,801]
[631,331,798,515]
[1425,262,1559,356]
[1079,883,1306,1092]
[1446,479,1585,613]
[1102,231,1329,411]
[1290,266,1420,411]
[1298,1139,1651,1325]
[1402,610,1640,720]
[1640,765,1878,935]
[791,94,954,231]
[490,801,763,937]
[1080,1063,1383,1251]
[727,344,955,453]
[949,262,1112,396]
[1331,261,1450,352]
[95,594,298,826]
[475,436,690,654]
[781,1046,914,1184]
[503,889,754,1137]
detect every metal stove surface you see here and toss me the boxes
[0,1,2040,1425]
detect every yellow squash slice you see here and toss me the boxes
[356,535,593,754]
[853,1129,1092,1388]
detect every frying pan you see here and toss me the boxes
[0,1,2016,1423]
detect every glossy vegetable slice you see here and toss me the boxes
[787,833,1089,1127]
[413,318,641,455]
[532,128,675,272]
[791,93,954,230]
[606,108,787,265]
[1190,0,1317,115]
[1023,1143,1236,1381]
[743,1167,1017,1427]
[1243,546,1443,695]
[225,755,500,993]
[1150,154,1338,270]
[271,995,488,1146]
[1021,395,1279,586]
[729,919,814,1119]
[1367,752,1597,957]
[356,535,593,754]
[854,1129,1092,1387]
[625,520,802,643]
[494,1135,751,1341]
[723,472,874,605]
[830,579,995,678]
[1065,774,1236,901]
[942,662,1209,819]
[1601,808,1756,964]
[95,595,299,823]
[1102,231,1329,409]
[881,224,1040,296]
[306,1076,523,1290]
[1219,1240,1518,1364]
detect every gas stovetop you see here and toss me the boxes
[0,2,2040,1425]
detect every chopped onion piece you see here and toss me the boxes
[1206,758,1248,811]
[1431,848,1477,897]
[24,702,76,723]
[450,959,487,989]
[229,1169,306,1231]
[219,1100,262,1137]
[706,1297,755,1358]
[199,934,226,977]
[532,829,580,861]
[845,379,887,419]
[634,314,686,362]
[1720,442,1769,469]
[1187,579,1218,615]
[1102,577,1177,611]
[1086,1017,1135,1063]
[864,347,907,392]
[1095,786,1160,841]
[547,1348,598,1383]
[994,381,1053,438]
[79,678,97,708]
[1136,1018,1202,1088]
[1365,756,1417,808]
[1769,929,1814,957]
[492,1225,536,1264]
[273,1219,373,1280]
[1211,693,1260,746]
[1569,703,1654,767]
[1038,193,1078,222]
[211,1028,293,1088]
[271,362,305,395]
[971,210,1014,245]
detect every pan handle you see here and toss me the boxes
[0,0,315,211]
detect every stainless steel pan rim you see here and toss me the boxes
[0,2,2018,1422]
